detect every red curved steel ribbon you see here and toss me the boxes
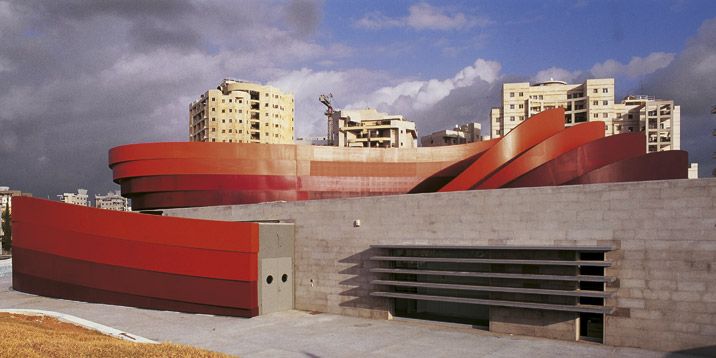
[439,108,566,192]
[476,122,605,190]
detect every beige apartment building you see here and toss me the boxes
[95,190,130,211]
[189,79,295,144]
[329,108,418,148]
[420,123,482,147]
[1,186,32,239]
[490,78,680,153]
[57,189,89,206]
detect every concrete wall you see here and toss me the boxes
[165,178,716,353]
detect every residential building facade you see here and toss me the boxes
[0,186,32,238]
[490,78,680,153]
[58,189,89,206]
[329,108,418,148]
[189,79,295,144]
[95,190,130,211]
[421,123,482,147]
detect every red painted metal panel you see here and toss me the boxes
[11,197,260,317]
[14,223,257,281]
[13,248,258,308]
[13,273,258,317]
[567,150,689,184]
[12,197,258,252]
[504,133,646,188]
[439,108,566,191]
[476,122,605,190]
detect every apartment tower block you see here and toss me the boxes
[490,78,680,153]
[189,79,295,144]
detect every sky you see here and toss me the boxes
[0,0,715,199]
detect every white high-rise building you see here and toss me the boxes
[490,78,680,153]
[58,189,89,206]
[95,191,130,211]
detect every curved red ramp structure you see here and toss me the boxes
[110,140,497,210]
[439,109,566,192]
[11,197,261,317]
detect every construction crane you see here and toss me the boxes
[319,93,335,145]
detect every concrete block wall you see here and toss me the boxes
[165,178,716,353]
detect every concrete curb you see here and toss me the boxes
[0,309,157,344]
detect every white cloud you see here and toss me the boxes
[354,3,490,31]
[532,67,582,83]
[350,58,501,111]
[590,52,675,78]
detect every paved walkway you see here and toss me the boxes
[0,273,693,357]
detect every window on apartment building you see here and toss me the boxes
[228,109,232,112]
[229,99,232,103]
[628,114,633,119]
[617,125,622,131]
[593,113,599,118]
[593,100,598,105]
[519,92,523,96]
[510,104,515,109]
[211,97,215,101]
[603,100,608,105]
[603,113,608,118]
[238,110,242,113]
[228,129,232,133]
[239,119,243,123]
[628,127,634,132]
[212,128,216,132]
[539,95,543,99]
[510,116,515,121]
[221,109,225,113]
[211,108,215,112]
[229,139,232,143]
[222,130,226,133]
[222,99,225,103]
[222,119,225,123]
[228,119,232,123]
[510,92,515,97]
[519,104,524,109]
[265,103,268,107]
[212,117,216,121]
[238,99,242,103]
[264,122,268,126]
[603,88,608,93]
[605,125,608,130]
[212,138,216,142]
[593,89,598,93]
[519,116,524,120]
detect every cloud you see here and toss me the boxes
[638,18,716,178]
[532,67,582,83]
[0,0,349,198]
[354,3,490,31]
[590,52,675,78]
[350,58,501,111]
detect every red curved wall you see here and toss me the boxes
[11,197,261,317]
[110,140,497,210]
[109,108,689,210]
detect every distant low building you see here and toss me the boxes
[1,186,32,238]
[421,123,482,147]
[329,108,418,148]
[295,136,329,146]
[95,190,130,211]
[58,189,89,206]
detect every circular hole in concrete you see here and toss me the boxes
[266,275,273,284]
[282,274,288,282]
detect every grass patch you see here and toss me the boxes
[0,313,235,357]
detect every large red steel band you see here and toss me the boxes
[12,197,261,317]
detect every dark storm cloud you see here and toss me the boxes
[640,18,716,177]
[0,0,334,199]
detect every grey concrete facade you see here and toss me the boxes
[165,178,716,353]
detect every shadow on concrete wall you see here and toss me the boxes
[337,248,388,312]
